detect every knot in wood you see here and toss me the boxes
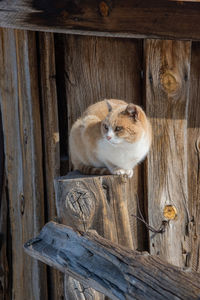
[99,1,110,16]
[163,205,177,220]
[66,188,95,222]
[161,71,180,93]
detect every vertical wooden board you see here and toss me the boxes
[38,32,60,219]
[55,174,133,247]
[55,173,134,300]
[145,40,191,267]
[37,32,62,300]
[57,34,146,250]
[64,35,142,129]
[187,42,200,272]
[54,34,146,299]
[0,28,47,299]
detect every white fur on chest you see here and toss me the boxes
[96,134,150,169]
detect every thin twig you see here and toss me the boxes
[131,195,167,234]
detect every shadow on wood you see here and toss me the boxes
[24,221,200,300]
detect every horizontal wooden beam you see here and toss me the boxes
[1,1,200,40]
[24,221,200,300]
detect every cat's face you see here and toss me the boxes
[101,103,145,145]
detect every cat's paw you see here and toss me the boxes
[125,169,134,178]
[112,168,126,176]
[112,168,133,178]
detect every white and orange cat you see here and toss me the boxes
[69,99,151,178]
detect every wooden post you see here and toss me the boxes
[24,221,200,300]
[54,34,145,299]
[145,40,191,267]
[0,28,47,300]
[55,172,134,247]
[54,172,135,299]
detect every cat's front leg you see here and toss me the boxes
[106,162,134,178]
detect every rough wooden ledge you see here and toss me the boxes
[24,222,200,300]
[1,1,200,40]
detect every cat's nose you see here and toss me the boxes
[106,136,112,140]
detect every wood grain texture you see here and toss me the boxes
[55,172,134,300]
[63,35,142,129]
[55,172,133,247]
[187,42,200,271]
[61,34,146,249]
[1,1,200,40]
[54,34,146,299]
[38,32,60,219]
[24,221,200,300]
[0,28,47,300]
[145,40,191,267]
[37,32,63,300]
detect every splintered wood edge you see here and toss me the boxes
[24,222,200,300]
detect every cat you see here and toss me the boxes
[69,99,152,178]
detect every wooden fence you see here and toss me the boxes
[0,2,200,299]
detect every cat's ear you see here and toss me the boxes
[106,101,112,113]
[126,104,138,120]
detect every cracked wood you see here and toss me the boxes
[24,221,200,300]
[145,40,191,267]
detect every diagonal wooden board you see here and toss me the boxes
[24,221,200,300]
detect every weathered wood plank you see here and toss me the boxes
[145,40,191,267]
[55,172,134,300]
[24,221,200,300]
[62,34,146,250]
[37,32,63,300]
[55,34,145,299]
[55,173,133,247]
[1,1,200,40]
[63,35,142,129]
[38,32,60,219]
[0,28,47,300]
[187,42,200,271]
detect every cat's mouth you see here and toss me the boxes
[106,138,122,145]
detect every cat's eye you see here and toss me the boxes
[115,126,123,132]
[104,124,108,130]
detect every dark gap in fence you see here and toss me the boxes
[35,32,48,224]
[34,31,51,300]
[137,39,149,252]
[54,34,69,176]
